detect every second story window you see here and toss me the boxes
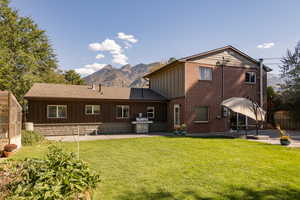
[147,106,155,119]
[116,105,129,119]
[245,72,256,83]
[199,67,212,80]
[47,105,67,119]
[85,105,100,115]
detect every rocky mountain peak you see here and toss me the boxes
[83,62,159,88]
[102,65,113,70]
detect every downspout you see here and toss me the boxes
[259,58,264,107]
[259,58,264,129]
[221,61,224,100]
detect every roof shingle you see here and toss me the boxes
[24,83,167,101]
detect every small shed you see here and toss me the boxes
[0,91,22,150]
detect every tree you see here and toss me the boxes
[280,41,300,120]
[64,70,85,85]
[168,57,176,63]
[0,0,65,105]
[266,86,284,125]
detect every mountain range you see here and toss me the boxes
[83,62,161,88]
[83,63,283,89]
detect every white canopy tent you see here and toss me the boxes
[221,97,266,121]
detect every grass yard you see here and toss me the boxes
[12,136,300,200]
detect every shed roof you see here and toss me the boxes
[24,83,167,101]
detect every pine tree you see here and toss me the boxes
[64,70,85,85]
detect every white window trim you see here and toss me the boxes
[47,105,67,119]
[116,105,130,119]
[85,105,100,115]
[199,67,213,81]
[245,71,256,84]
[174,104,180,126]
[147,106,155,119]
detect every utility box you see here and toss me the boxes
[0,91,22,150]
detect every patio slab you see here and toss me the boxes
[246,129,300,148]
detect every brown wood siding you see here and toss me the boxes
[188,49,256,68]
[149,62,185,98]
[27,99,167,124]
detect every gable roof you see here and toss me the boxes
[24,83,167,101]
[144,45,272,78]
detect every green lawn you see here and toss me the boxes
[12,137,300,200]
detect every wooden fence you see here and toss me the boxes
[274,110,300,130]
[0,91,22,149]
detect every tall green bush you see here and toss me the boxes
[6,145,101,199]
[21,130,44,146]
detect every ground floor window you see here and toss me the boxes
[47,105,67,119]
[147,106,155,119]
[116,105,129,119]
[195,106,209,122]
[85,105,100,115]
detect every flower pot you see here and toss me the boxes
[280,139,290,146]
[180,131,187,136]
[3,151,14,157]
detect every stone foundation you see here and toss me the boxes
[34,122,168,136]
[149,122,168,132]
[34,123,104,136]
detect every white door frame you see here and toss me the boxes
[174,104,180,126]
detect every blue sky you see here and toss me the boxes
[11,0,300,75]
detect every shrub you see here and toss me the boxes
[4,144,17,152]
[21,130,44,146]
[6,145,101,200]
[180,124,187,131]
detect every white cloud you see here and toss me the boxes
[112,54,128,65]
[123,41,132,49]
[117,32,138,43]
[89,39,122,54]
[257,42,275,49]
[89,35,136,66]
[75,63,106,76]
[95,54,105,59]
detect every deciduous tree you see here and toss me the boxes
[0,0,65,105]
[280,41,300,120]
[64,70,85,85]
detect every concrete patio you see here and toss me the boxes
[245,129,300,148]
[45,129,300,148]
[45,133,173,142]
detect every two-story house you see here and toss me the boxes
[24,45,271,135]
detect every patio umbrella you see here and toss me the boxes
[221,97,266,121]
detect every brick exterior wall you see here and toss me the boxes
[34,122,168,136]
[184,62,262,133]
